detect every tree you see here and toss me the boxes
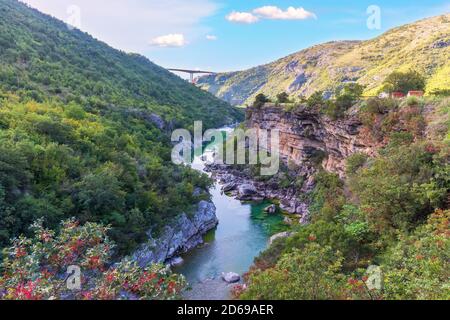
[381,70,426,94]
[339,83,365,98]
[324,83,365,119]
[348,141,448,234]
[253,93,269,108]
[0,218,186,300]
[306,91,324,108]
[381,209,450,300]
[276,92,290,103]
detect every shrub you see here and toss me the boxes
[276,92,290,103]
[381,210,450,300]
[404,95,423,107]
[241,243,346,300]
[323,83,365,119]
[0,219,186,300]
[253,93,269,108]
[349,142,448,234]
[381,70,426,94]
[309,171,346,221]
[336,205,370,243]
[363,97,398,114]
[306,91,324,108]
[430,89,450,97]
[346,153,369,175]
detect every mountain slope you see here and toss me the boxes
[0,0,241,255]
[198,14,450,105]
[0,0,242,127]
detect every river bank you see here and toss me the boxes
[173,135,288,300]
[204,163,310,224]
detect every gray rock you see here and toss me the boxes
[238,183,257,196]
[221,272,240,283]
[222,182,237,192]
[193,187,207,197]
[168,256,184,267]
[131,200,218,267]
[148,113,165,130]
[268,231,293,246]
[264,204,277,214]
[250,196,264,203]
[279,199,296,214]
[431,39,450,48]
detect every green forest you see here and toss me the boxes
[0,0,242,255]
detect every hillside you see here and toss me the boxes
[0,0,242,127]
[0,0,241,255]
[198,14,450,105]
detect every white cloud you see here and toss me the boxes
[226,6,316,24]
[206,34,218,41]
[19,0,219,52]
[150,34,187,47]
[253,6,316,20]
[226,11,259,24]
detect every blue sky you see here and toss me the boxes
[22,0,450,74]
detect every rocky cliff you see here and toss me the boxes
[246,104,378,178]
[131,200,218,267]
[205,103,379,219]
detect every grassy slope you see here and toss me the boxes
[198,14,450,105]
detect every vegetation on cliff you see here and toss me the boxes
[237,96,450,300]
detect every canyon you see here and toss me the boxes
[205,103,380,221]
[246,103,379,178]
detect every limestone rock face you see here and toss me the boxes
[131,200,218,267]
[246,105,377,178]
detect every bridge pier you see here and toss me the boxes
[168,68,216,84]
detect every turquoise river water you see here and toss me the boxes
[173,134,287,299]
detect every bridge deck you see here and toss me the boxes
[168,68,216,74]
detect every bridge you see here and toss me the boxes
[167,68,216,83]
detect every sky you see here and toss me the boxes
[20,0,450,75]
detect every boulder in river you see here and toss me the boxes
[221,272,241,283]
[264,204,277,214]
[222,182,237,193]
[168,256,184,267]
[238,183,257,196]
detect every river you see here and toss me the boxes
[173,131,287,300]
